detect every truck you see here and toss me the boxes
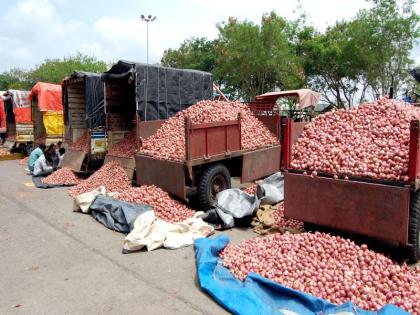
[30,82,64,145]
[100,60,214,178]
[282,118,420,262]
[136,89,320,210]
[2,90,34,154]
[61,72,106,172]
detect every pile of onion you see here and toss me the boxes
[107,129,137,158]
[68,160,131,197]
[116,185,195,223]
[141,100,278,161]
[0,148,11,156]
[42,167,82,185]
[291,98,420,181]
[273,203,304,230]
[68,131,90,153]
[220,232,420,313]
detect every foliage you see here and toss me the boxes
[29,53,107,84]
[0,53,107,91]
[161,38,217,73]
[162,0,419,107]
[0,68,32,91]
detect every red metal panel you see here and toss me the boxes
[190,120,238,129]
[255,115,280,139]
[408,120,420,183]
[187,119,241,161]
[189,129,206,159]
[138,120,164,140]
[135,154,186,200]
[61,149,87,172]
[242,146,281,183]
[284,172,410,244]
[207,126,226,156]
[290,122,306,145]
[226,125,241,151]
[283,119,308,169]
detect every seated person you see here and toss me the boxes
[47,143,60,167]
[28,143,46,172]
[58,147,65,167]
[33,152,55,177]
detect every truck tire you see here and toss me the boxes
[408,190,420,262]
[197,164,231,210]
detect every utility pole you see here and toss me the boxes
[140,14,156,121]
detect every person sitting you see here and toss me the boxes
[33,152,55,177]
[47,143,59,167]
[58,147,65,167]
[28,143,46,172]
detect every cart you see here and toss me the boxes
[282,118,420,261]
[136,114,281,210]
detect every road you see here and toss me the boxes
[0,160,253,315]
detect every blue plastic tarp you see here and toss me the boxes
[194,235,409,315]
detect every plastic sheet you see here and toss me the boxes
[102,60,213,121]
[43,111,64,135]
[194,235,409,315]
[203,172,284,229]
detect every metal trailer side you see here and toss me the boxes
[282,119,420,261]
[136,116,281,207]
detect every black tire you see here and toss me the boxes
[408,190,420,262]
[197,163,231,210]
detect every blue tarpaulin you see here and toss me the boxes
[194,235,409,315]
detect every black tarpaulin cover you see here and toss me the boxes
[90,195,152,233]
[102,60,213,121]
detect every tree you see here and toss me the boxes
[161,38,217,73]
[29,53,107,84]
[350,0,419,99]
[0,68,32,91]
[299,22,367,108]
[215,12,304,101]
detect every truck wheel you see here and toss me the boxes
[197,164,231,210]
[408,190,420,262]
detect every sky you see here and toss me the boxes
[0,0,419,72]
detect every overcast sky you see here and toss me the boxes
[0,0,419,72]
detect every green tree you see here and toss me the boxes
[161,38,217,73]
[29,53,107,84]
[0,68,32,91]
[350,0,419,98]
[215,12,304,101]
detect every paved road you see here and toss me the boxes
[0,160,253,314]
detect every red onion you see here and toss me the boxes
[68,160,131,197]
[68,131,90,152]
[42,167,82,185]
[220,232,420,314]
[115,185,195,223]
[141,100,279,161]
[273,203,304,230]
[107,129,137,158]
[0,148,11,156]
[291,98,420,181]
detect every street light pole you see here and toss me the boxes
[140,14,156,121]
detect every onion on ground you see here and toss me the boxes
[220,232,420,313]
[42,167,82,185]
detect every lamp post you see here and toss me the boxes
[140,14,156,121]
